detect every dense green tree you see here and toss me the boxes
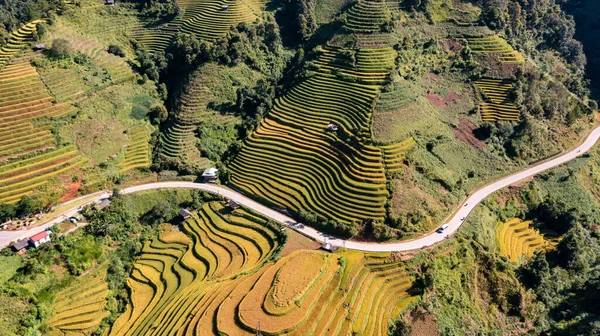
[48,38,72,59]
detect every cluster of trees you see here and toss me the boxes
[0,195,50,223]
[473,0,587,71]
[560,0,600,96]
[296,209,358,237]
[279,0,318,42]
[166,15,285,77]
[519,199,600,334]
[146,15,288,173]
[121,0,179,19]
[0,0,61,46]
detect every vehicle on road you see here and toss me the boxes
[436,224,449,233]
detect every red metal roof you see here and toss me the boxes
[29,230,49,242]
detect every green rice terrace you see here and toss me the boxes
[132,0,268,53]
[229,44,416,227]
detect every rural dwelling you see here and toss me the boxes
[12,239,29,254]
[327,123,339,131]
[96,199,111,210]
[105,0,115,5]
[228,199,240,210]
[179,209,192,220]
[33,44,45,51]
[321,242,339,252]
[29,230,51,248]
[202,168,219,182]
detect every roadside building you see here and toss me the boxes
[29,231,51,248]
[202,168,219,183]
[12,239,29,254]
[321,242,339,252]
[96,199,111,210]
[179,209,192,220]
[228,199,240,210]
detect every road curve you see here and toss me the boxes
[2,126,600,251]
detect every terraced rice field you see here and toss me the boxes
[229,44,404,225]
[118,127,151,173]
[132,0,267,53]
[108,202,283,335]
[495,218,558,262]
[47,269,110,335]
[0,20,45,69]
[380,137,416,174]
[0,60,87,203]
[474,78,520,121]
[0,62,77,128]
[0,145,87,203]
[38,66,87,102]
[160,75,214,166]
[466,35,525,64]
[108,202,415,335]
[345,0,400,33]
[49,25,136,86]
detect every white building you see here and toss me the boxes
[29,230,51,248]
[202,168,219,182]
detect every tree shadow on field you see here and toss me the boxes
[307,21,345,51]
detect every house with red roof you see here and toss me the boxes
[29,230,51,248]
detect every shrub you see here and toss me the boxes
[149,103,168,124]
[48,38,72,59]
[36,23,47,39]
[107,44,125,57]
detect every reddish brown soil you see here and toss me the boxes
[59,181,82,202]
[427,90,460,108]
[451,118,485,149]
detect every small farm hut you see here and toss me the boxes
[179,209,192,220]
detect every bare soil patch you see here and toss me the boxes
[59,181,82,202]
[427,90,460,109]
[451,118,485,149]
[407,308,440,336]
[280,229,321,257]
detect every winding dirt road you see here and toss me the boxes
[2,126,599,251]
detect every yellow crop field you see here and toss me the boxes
[380,137,416,174]
[496,218,558,262]
[132,0,268,53]
[475,78,520,121]
[229,45,398,225]
[0,20,45,69]
[100,202,415,335]
[467,35,525,64]
[269,251,327,310]
[118,127,151,173]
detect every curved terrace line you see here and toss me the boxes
[1,125,600,251]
